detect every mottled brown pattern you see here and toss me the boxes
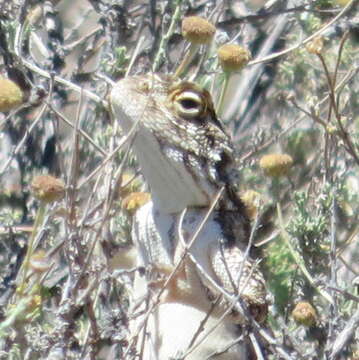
[110,74,268,358]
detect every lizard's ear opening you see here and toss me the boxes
[171,90,206,120]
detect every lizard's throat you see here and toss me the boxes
[132,129,218,213]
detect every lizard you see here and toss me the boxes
[110,73,268,359]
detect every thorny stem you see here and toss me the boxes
[186,296,222,350]
[17,203,46,297]
[14,16,106,106]
[216,72,230,116]
[126,35,146,77]
[248,0,355,66]
[49,104,107,156]
[289,71,359,168]
[330,306,359,359]
[333,31,350,92]
[152,0,183,72]
[324,30,349,135]
[80,281,102,357]
[327,286,359,303]
[240,66,357,163]
[174,43,199,78]
[317,54,340,120]
[0,100,49,176]
[317,52,359,166]
[327,194,338,346]
[183,207,270,358]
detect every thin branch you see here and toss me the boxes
[248,0,355,66]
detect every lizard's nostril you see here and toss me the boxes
[138,80,151,93]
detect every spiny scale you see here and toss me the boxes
[110,74,268,359]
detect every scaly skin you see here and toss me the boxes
[110,74,268,359]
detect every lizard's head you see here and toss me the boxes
[110,74,234,213]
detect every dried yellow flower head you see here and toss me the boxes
[334,0,351,5]
[306,36,324,55]
[29,250,51,273]
[259,154,293,177]
[122,192,151,212]
[240,190,261,220]
[326,125,338,135]
[292,301,317,326]
[217,44,251,72]
[31,175,65,203]
[120,172,142,198]
[181,16,216,44]
[0,78,23,112]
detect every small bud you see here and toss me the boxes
[31,175,65,203]
[182,16,216,44]
[122,192,151,212]
[0,77,23,112]
[240,190,261,220]
[306,36,324,55]
[26,294,42,316]
[326,125,338,135]
[29,250,51,273]
[217,44,251,72]
[259,154,293,177]
[292,301,317,326]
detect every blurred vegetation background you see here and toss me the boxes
[0,0,358,359]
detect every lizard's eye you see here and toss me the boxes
[173,90,205,119]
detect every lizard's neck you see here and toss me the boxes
[133,129,246,218]
[132,129,218,213]
[110,74,248,218]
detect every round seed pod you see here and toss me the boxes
[259,154,293,177]
[306,36,324,55]
[240,190,261,220]
[217,44,251,72]
[181,16,216,44]
[292,301,317,327]
[0,78,23,112]
[31,175,65,203]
